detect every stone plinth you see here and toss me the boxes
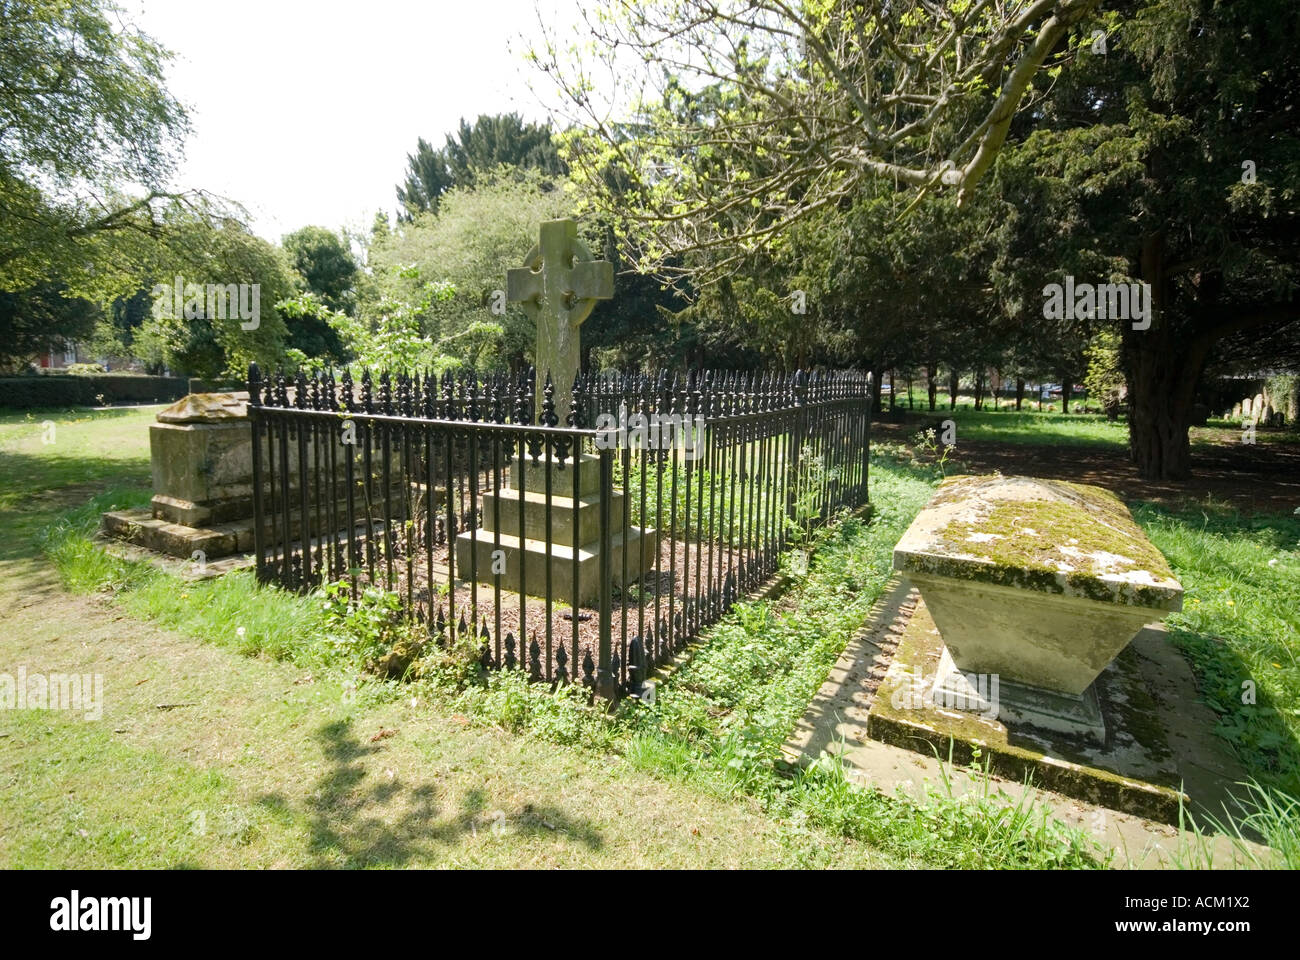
[103,392,383,565]
[455,454,657,606]
[150,395,256,526]
[892,475,1182,739]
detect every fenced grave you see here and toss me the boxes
[249,364,871,699]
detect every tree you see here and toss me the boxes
[541,0,1102,282]
[132,217,294,379]
[0,284,98,373]
[282,226,358,313]
[395,113,566,218]
[366,169,572,371]
[0,0,220,300]
[279,226,357,363]
[986,0,1300,478]
[1083,328,1124,418]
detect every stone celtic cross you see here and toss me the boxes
[507,218,613,424]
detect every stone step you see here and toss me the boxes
[509,453,601,497]
[103,509,253,560]
[102,504,394,562]
[150,477,424,527]
[478,488,626,547]
[453,525,659,607]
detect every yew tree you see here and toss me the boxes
[988,0,1300,478]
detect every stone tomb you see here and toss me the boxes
[888,475,1183,742]
[454,217,655,606]
[454,452,657,607]
[101,392,404,569]
[102,393,263,561]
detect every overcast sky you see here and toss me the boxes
[126,0,579,242]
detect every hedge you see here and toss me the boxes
[187,378,245,394]
[0,374,190,409]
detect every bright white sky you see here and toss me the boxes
[125,0,582,242]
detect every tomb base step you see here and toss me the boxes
[478,488,626,547]
[102,507,394,561]
[102,509,251,560]
[151,479,425,527]
[453,526,659,607]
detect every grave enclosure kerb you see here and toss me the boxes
[246,363,872,701]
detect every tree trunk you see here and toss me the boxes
[907,373,914,410]
[889,368,897,411]
[1126,353,1199,480]
[1015,378,1025,410]
[974,371,985,410]
[1058,368,1071,413]
[948,369,958,410]
[927,361,938,411]
[870,365,884,418]
[1125,233,1211,481]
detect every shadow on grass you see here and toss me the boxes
[259,718,603,868]
[1166,624,1300,798]
[1,471,150,564]
[0,448,150,513]
[1130,500,1300,796]
[898,408,1129,448]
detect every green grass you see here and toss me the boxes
[892,403,1300,450]
[0,406,157,513]
[6,412,908,868]
[29,418,1111,868]
[442,445,1112,868]
[38,487,335,664]
[902,406,1128,448]
[14,402,1299,868]
[1133,499,1300,793]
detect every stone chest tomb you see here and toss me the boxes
[892,474,1183,740]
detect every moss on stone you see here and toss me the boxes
[867,601,1186,823]
[894,475,1181,608]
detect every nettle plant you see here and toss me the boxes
[315,581,408,665]
[313,581,480,684]
[785,444,838,548]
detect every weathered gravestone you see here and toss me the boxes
[889,475,1183,741]
[101,393,261,564]
[506,218,613,425]
[454,217,655,606]
[102,389,415,573]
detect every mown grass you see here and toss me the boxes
[11,412,910,868]
[0,407,157,511]
[890,403,1299,450]
[28,406,1299,867]
[39,436,1112,867]
[901,406,1130,448]
[1133,499,1300,794]
[39,488,333,664]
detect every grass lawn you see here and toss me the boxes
[1135,502,1300,794]
[888,398,1299,450]
[1,407,903,868]
[4,404,1296,867]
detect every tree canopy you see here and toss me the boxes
[0,0,215,301]
[395,113,566,219]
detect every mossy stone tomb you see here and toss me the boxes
[892,475,1183,740]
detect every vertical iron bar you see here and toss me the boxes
[597,447,615,701]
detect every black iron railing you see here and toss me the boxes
[247,364,871,699]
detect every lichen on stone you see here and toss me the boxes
[893,475,1182,609]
